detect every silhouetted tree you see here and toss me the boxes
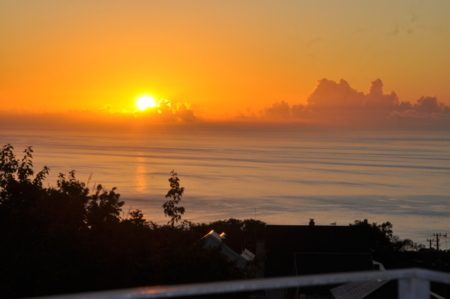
[0,145,127,297]
[162,170,185,226]
[0,145,252,298]
[351,219,422,252]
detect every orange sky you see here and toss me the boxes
[1,1,450,127]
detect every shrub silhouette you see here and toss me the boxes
[0,145,246,298]
[162,170,185,226]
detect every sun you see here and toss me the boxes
[136,95,157,111]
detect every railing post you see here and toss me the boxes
[398,277,430,299]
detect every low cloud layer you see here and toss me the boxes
[0,98,197,131]
[262,78,450,129]
[1,78,449,130]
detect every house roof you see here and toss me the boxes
[264,224,371,278]
[265,225,370,253]
[294,252,374,276]
[201,230,253,268]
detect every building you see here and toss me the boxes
[201,230,255,268]
[263,221,391,299]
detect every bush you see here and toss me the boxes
[0,145,247,298]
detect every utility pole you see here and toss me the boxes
[426,238,435,250]
[432,233,448,251]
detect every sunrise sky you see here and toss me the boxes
[1,0,450,128]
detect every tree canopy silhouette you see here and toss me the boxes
[162,170,185,226]
[0,145,247,298]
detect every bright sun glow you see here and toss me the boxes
[136,95,157,111]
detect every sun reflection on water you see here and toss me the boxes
[135,156,149,194]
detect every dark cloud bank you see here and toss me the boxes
[262,78,450,130]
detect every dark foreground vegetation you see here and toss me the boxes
[0,144,449,298]
[0,145,264,298]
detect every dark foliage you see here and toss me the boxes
[348,219,450,272]
[0,145,247,298]
[162,170,185,226]
[350,219,423,253]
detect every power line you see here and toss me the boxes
[428,233,448,251]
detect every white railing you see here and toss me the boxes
[40,268,450,299]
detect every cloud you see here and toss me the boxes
[1,79,449,130]
[307,78,365,109]
[175,103,197,122]
[0,98,199,131]
[263,101,291,118]
[259,78,450,129]
[365,79,399,108]
[307,78,400,110]
[413,96,449,114]
[126,98,198,124]
[387,96,450,129]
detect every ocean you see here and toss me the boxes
[2,127,449,247]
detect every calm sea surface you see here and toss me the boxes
[2,128,449,246]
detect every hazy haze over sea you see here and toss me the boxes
[2,128,449,247]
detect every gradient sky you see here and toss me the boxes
[1,0,450,124]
